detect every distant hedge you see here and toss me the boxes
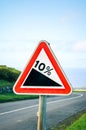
[0,65,21,82]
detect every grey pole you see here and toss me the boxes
[37,95,46,130]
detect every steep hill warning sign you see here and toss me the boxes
[13,41,72,95]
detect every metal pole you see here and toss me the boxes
[37,95,46,130]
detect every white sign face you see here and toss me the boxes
[21,48,64,88]
[31,49,64,88]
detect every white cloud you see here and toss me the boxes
[0,40,38,70]
[60,16,66,24]
[73,40,86,52]
[0,40,86,70]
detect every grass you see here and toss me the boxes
[0,80,14,87]
[0,65,20,74]
[66,114,86,130]
[0,65,20,83]
[0,66,39,103]
[0,93,38,103]
[51,109,86,130]
[73,89,86,92]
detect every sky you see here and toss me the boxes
[0,0,86,71]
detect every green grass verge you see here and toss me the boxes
[0,93,38,103]
[0,80,14,87]
[73,90,86,92]
[66,114,86,130]
[0,65,20,83]
[51,109,86,130]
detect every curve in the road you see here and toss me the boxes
[0,93,83,116]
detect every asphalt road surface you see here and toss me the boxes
[0,92,86,130]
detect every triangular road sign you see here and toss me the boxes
[13,41,72,95]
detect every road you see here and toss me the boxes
[0,92,86,130]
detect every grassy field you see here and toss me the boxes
[66,114,86,130]
[0,79,14,87]
[0,65,39,102]
[0,93,38,103]
[0,65,20,86]
[51,109,86,130]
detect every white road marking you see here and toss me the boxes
[17,120,22,122]
[0,104,38,116]
[47,93,83,104]
[0,93,83,116]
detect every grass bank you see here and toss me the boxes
[66,113,86,130]
[0,65,20,83]
[0,93,38,103]
[0,79,14,88]
[51,109,86,130]
[0,66,39,103]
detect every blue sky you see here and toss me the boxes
[0,0,86,70]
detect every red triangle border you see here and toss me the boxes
[13,41,72,95]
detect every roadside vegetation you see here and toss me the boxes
[66,113,86,130]
[51,109,86,130]
[0,65,20,94]
[73,89,86,92]
[0,65,20,79]
[0,65,38,103]
[0,93,38,103]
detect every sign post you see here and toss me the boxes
[37,95,46,130]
